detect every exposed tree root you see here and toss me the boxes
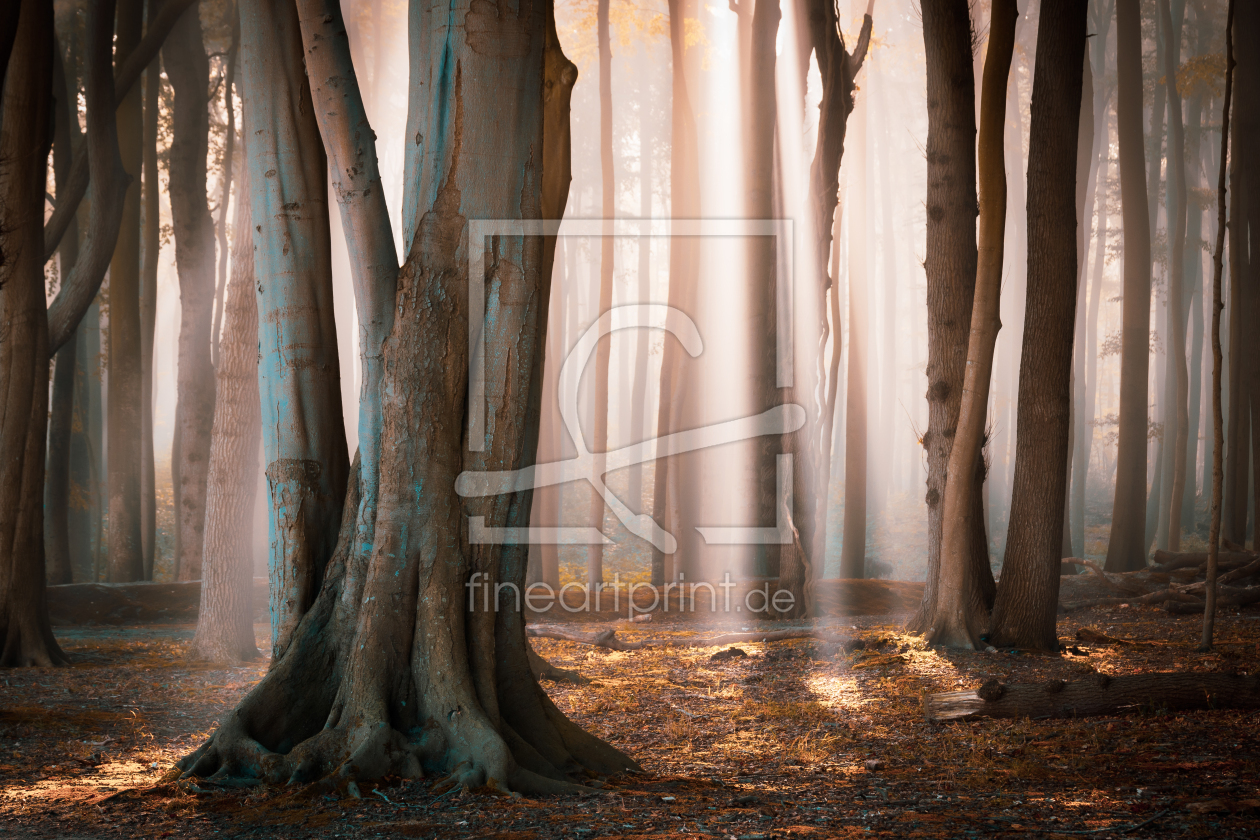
[528,644,589,684]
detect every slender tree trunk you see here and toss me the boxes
[1069,48,1098,558]
[1159,0,1190,553]
[907,0,983,634]
[241,0,348,656]
[1105,0,1155,572]
[989,0,1088,650]
[106,0,144,583]
[629,50,652,513]
[45,36,81,586]
[1083,97,1110,555]
[0,0,65,667]
[1242,0,1260,551]
[1200,0,1234,652]
[651,0,701,588]
[586,0,615,590]
[140,16,159,580]
[839,88,869,581]
[70,305,101,580]
[925,0,1016,649]
[1222,85,1246,545]
[192,160,260,665]
[165,3,218,582]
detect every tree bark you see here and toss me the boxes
[927,0,1016,649]
[192,160,260,665]
[180,0,633,792]
[240,0,348,657]
[0,0,65,667]
[989,0,1088,651]
[1105,0,1155,572]
[106,0,145,583]
[906,0,986,634]
[211,21,239,372]
[629,58,652,513]
[586,0,615,590]
[165,2,218,582]
[926,672,1260,722]
[839,78,868,582]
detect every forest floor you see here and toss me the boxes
[2,603,1259,839]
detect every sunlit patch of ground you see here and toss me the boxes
[2,609,1259,838]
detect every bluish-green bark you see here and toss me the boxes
[240,0,349,656]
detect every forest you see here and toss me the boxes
[1,0,1259,837]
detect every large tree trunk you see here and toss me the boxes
[139,17,159,580]
[1104,0,1155,572]
[650,0,701,588]
[180,0,633,793]
[191,160,260,665]
[165,3,218,582]
[210,25,238,373]
[0,0,64,667]
[45,36,82,587]
[106,0,145,583]
[1235,0,1260,551]
[240,0,348,657]
[988,0,1088,651]
[927,0,1016,649]
[906,0,985,635]
[585,0,615,590]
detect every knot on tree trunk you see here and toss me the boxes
[977,679,1006,702]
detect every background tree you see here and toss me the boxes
[1104,0,1156,572]
[106,0,145,583]
[165,1,219,582]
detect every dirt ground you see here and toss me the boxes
[2,603,1259,839]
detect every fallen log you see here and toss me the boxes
[925,672,1260,722]
[525,626,648,651]
[1151,550,1254,573]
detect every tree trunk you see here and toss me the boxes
[906,0,982,634]
[628,55,653,513]
[926,672,1260,723]
[1082,100,1109,553]
[192,160,260,665]
[240,0,348,657]
[988,0,1088,651]
[106,0,144,583]
[840,85,869,582]
[1069,44,1100,559]
[165,3,218,582]
[651,0,701,588]
[0,0,64,667]
[1104,0,1155,572]
[70,306,102,581]
[1237,0,1260,551]
[45,36,81,587]
[140,16,159,580]
[1159,0,1190,553]
[927,0,1016,649]
[180,0,634,793]
[585,0,615,590]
